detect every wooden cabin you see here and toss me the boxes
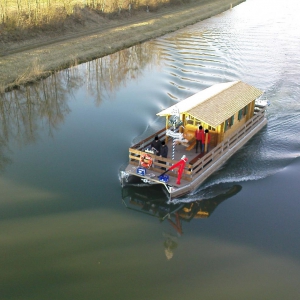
[156,81,263,150]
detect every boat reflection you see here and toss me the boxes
[122,184,242,221]
[122,183,242,259]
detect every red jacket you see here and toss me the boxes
[202,132,211,144]
[195,129,204,140]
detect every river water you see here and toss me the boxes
[1,0,300,299]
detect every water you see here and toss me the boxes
[1,0,300,299]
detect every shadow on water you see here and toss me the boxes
[122,183,242,226]
[122,183,242,259]
[122,184,242,222]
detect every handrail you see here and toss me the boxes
[131,127,166,150]
[128,107,266,182]
[128,148,192,181]
[189,109,266,179]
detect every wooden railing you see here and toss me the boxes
[129,126,193,181]
[188,106,267,180]
[128,106,266,183]
[128,147,193,182]
[130,127,166,150]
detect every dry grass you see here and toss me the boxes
[0,55,79,91]
[14,59,48,85]
[0,59,52,94]
[0,0,178,44]
[0,0,173,30]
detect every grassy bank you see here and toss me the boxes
[0,0,177,40]
[0,0,245,93]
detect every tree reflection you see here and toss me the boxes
[0,73,71,170]
[122,184,242,259]
[84,42,159,105]
[0,41,160,170]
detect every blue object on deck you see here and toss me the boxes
[137,167,146,176]
[158,174,169,183]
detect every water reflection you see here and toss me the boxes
[122,184,242,259]
[0,74,71,171]
[83,43,160,105]
[0,43,161,169]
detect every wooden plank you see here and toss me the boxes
[185,139,196,151]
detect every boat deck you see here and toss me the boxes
[164,139,208,164]
[124,164,189,188]
[124,140,209,189]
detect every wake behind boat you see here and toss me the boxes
[120,81,268,201]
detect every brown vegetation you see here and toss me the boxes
[0,0,182,40]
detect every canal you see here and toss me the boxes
[1,0,300,299]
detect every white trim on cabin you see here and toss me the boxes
[156,81,238,117]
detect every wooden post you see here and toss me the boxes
[166,116,169,143]
[204,132,208,153]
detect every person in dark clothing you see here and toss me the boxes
[160,141,168,158]
[160,140,168,170]
[151,135,161,155]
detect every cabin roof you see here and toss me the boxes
[157,81,263,128]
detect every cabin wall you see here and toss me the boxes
[182,123,219,150]
[182,119,220,150]
[223,111,242,140]
[173,100,256,149]
[216,124,224,144]
[222,100,255,141]
[247,100,255,121]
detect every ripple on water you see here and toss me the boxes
[148,8,300,186]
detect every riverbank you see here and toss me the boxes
[0,0,244,93]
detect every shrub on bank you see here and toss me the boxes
[0,0,193,41]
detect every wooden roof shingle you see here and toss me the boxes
[157,81,263,128]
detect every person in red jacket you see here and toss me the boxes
[202,129,211,153]
[195,125,204,153]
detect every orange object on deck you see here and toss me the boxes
[140,154,153,168]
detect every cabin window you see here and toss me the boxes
[186,115,194,125]
[238,109,243,120]
[238,106,248,121]
[224,120,229,132]
[224,115,234,132]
